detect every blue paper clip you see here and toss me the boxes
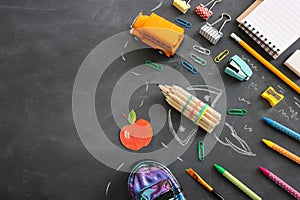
[175,17,192,28]
[181,61,199,74]
[189,54,206,66]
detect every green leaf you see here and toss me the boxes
[128,109,136,124]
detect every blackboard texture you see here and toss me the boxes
[0,0,299,200]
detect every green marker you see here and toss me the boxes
[214,164,262,200]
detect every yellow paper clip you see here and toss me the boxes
[261,86,284,107]
[146,60,163,71]
[214,49,229,63]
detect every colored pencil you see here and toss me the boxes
[186,168,226,200]
[214,164,262,200]
[231,33,300,94]
[158,84,221,133]
[263,117,300,142]
[262,139,300,165]
[259,166,300,199]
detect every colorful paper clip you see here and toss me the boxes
[198,141,205,161]
[227,108,248,116]
[261,86,284,107]
[195,0,222,21]
[192,45,210,55]
[146,60,163,71]
[181,61,199,74]
[189,54,206,66]
[175,18,192,28]
[214,49,229,63]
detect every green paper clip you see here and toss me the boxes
[214,49,229,63]
[146,60,163,71]
[189,53,206,66]
[198,141,204,161]
[227,108,248,116]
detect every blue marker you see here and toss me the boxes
[263,117,300,142]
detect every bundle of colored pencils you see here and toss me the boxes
[158,84,221,133]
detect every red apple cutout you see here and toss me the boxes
[120,110,153,151]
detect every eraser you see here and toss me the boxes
[284,49,300,77]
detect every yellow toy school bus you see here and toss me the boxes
[130,11,184,57]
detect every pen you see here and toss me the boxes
[230,33,300,94]
[186,168,226,200]
[259,166,300,199]
[214,164,262,200]
[262,139,300,165]
[263,117,300,142]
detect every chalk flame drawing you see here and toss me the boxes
[151,0,163,12]
[242,55,258,71]
[186,85,223,108]
[214,122,256,156]
[238,97,251,105]
[168,109,198,146]
[244,124,253,132]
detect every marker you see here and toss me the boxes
[214,164,262,200]
[186,168,226,200]
[263,117,300,142]
[259,166,300,199]
[262,139,300,165]
[231,33,300,94]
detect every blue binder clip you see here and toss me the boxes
[224,55,253,81]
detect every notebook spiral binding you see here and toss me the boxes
[239,21,280,59]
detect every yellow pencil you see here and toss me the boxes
[262,139,300,165]
[231,33,300,94]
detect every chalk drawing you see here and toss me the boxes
[248,82,258,91]
[151,0,163,12]
[178,125,186,132]
[289,106,299,120]
[238,97,251,105]
[204,95,210,102]
[124,41,128,48]
[214,122,256,156]
[116,163,124,172]
[295,102,300,109]
[242,55,258,71]
[277,85,285,94]
[278,109,289,121]
[139,99,144,107]
[294,97,300,103]
[186,85,222,108]
[161,142,169,149]
[121,51,126,61]
[106,181,112,197]
[131,71,140,76]
[244,125,253,132]
[177,157,183,162]
[145,81,149,92]
[168,109,198,146]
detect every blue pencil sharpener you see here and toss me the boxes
[224,55,252,81]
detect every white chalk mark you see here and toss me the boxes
[238,97,251,105]
[248,82,258,91]
[277,85,285,93]
[177,157,183,162]
[294,97,300,103]
[0,5,56,12]
[121,51,126,61]
[186,85,222,108]
[204,95,210,102]
[262,76,265,79]
[145,81,149,92]
[161,142,169,149]
[168,109,198,146]
[106,181,111,197]
[151,0,163,12]
[139,99,144,107]
[242,55,258,71]
[116,163,124,171]
[124,41,128,48]
[213,122,256,157]
[178,125,186,132]
[244,125,253,132]
[124,130,130,139]
[279,109,290,121]
[295,102,300,109]
[131,71,140,76]
[289,106,299,120]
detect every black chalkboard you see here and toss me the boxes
[0,0,299,200]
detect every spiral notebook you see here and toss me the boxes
[237,0,300,59]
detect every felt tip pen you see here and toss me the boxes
[259,166,300,199]
[263,117,300,141]
[262,139,300,165]
[214,164,262,200]
[186,168,226,200]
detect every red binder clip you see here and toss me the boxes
[195,0,222,20]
